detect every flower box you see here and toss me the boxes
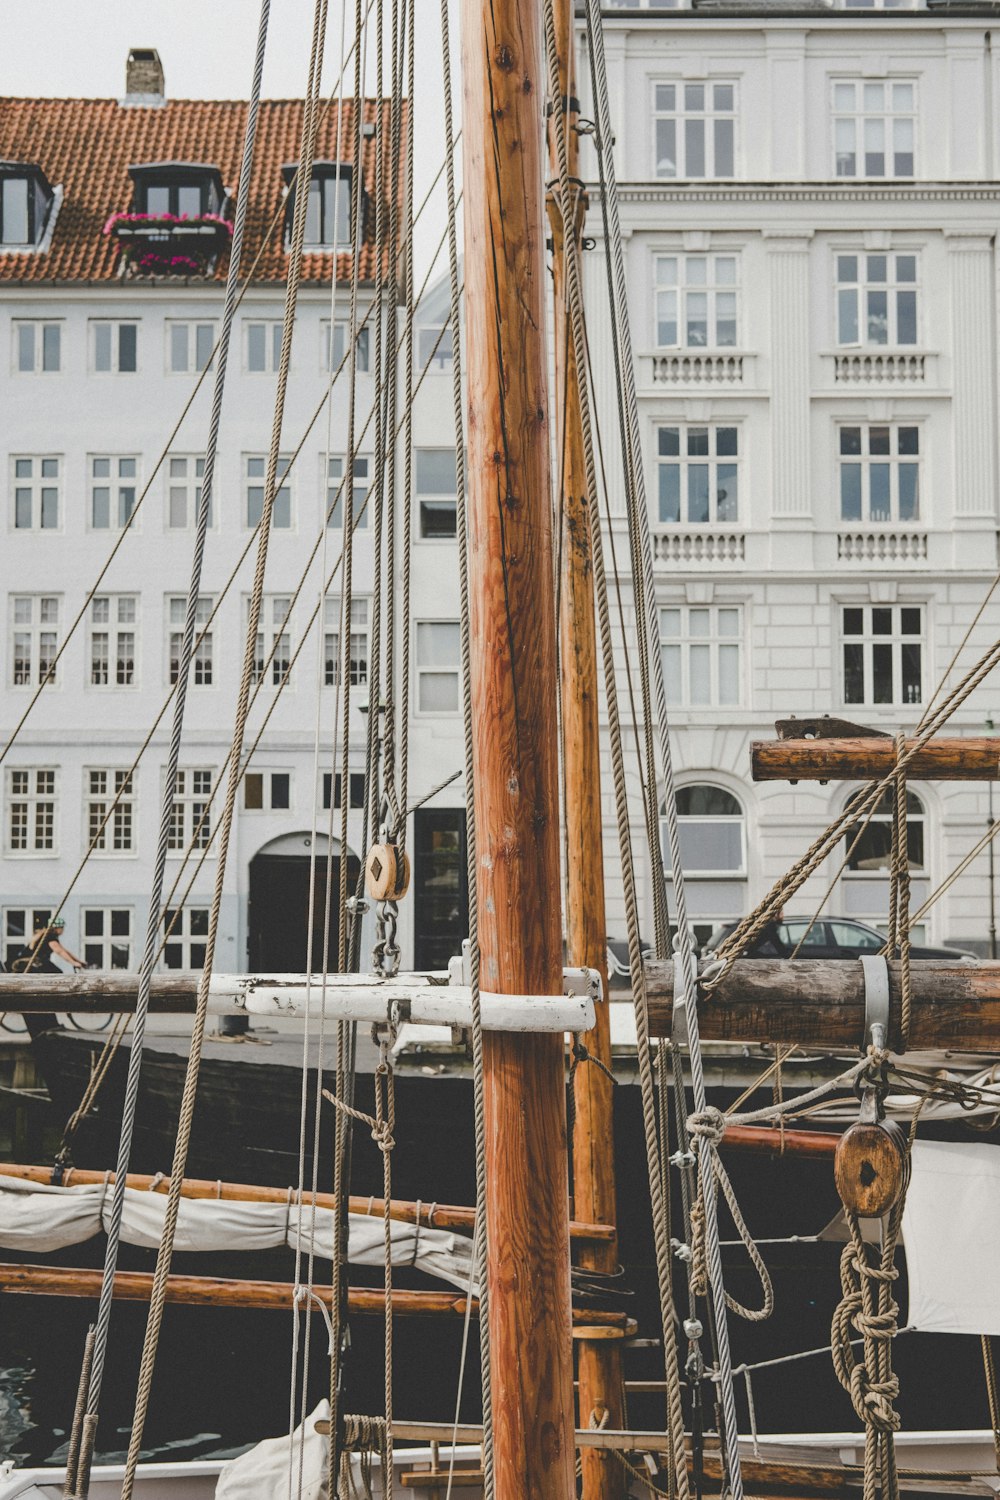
[104,212,233,276]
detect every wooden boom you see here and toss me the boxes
[752,735,1000,782]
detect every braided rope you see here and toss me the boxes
[687,1109,774,1324]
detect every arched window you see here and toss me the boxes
[661,783,747,946]
[842,787,928,936]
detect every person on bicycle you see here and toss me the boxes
[13,915,87,974]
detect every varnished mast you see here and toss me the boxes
[545,3,625,1497]
[460,0,576,1494]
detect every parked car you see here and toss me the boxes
[704,916,975,962]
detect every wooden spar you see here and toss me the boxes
[460,0,576,1492]
[718,1125,840,1159]
[545,3,624,1497]
[752,735,1000,782]
[642,957,1000,1052]
[0,1264,633,1329]
[0,1164,615,1244]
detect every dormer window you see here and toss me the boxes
[129,163,224,217]
[0,163,54,249]
[283,163,353,249]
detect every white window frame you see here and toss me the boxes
[326,454,370,531]
[661,784,747,878]
[12,455,60,532]
[418,324,453,373]
[2,907,55,968]
[161,905,210,970]
[321,320,370,373]
[167,769,214,855]
[245,454,293,530]
[653,79,737,180]
[243,770,292,812]
[659,603,743,708]
[13,320,61,374]
[324,596,369,688]
[166,320,216,374]
[249,594,294,688]
[10,595,59,688]
[416,448,458,541]
[6,768,57,855]
[89,594,138,688]
[322,770,366,810]
[838,423,920,525]
[168,595,214,687]
[832,79,916,180]
[245,320,284,374]
[85,768,136,855]
[89,455,139,532]
[80,906,133,969]
[167,454,211,530]
[840,602,924,708]
[655,423,741,526]
[415,620,461,716]
[91,320,138,374]
[835,250,919,348]
[654,253,739,350]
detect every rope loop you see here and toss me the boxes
[687,1106,774,1324]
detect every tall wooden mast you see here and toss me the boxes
[460,1,577,1496]
[545,5,625,1498]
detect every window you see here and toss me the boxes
[417,449,458,539]
[167,456,211,529]
[327,455,370,530]
[836,253,917,347]
[246,321,283,373]
[660,604,741,707]
[12,457,60,531]
[656,426,739,525]
[92,321,138,373]
[168,769,213,852]
[168,596,214,686]
[245,455,292,529]
[14,322,60,373]
[90,456,138,531]
[323,321,370,373]
[6,769,56,853]
[418,325,453,372]
[1,167,53,247]
[168,321,215,373]
[654,255,738,349]
[839,426,919,523]
[284,163,353,248]
[2,908,54,969]
[10,596,58,687]
[413,808,469,969]
[324,597,369,687]
[162,906,209,969]
[243,771,291,811]
[842,604,923,706]
[323,771,366,810]
[86,769,135,854]
[251,596,293,687]
[130,164,222,217]
[654,81,735,179]
[663,785,746,876]
[844,787,925,873]
[833,80,915,179]
[90,596,137,687]
[81,908,132,969]
[416,622,461,713]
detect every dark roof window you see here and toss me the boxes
[282,162,354,249]
[0,163,54,249]
[129,163,225,217]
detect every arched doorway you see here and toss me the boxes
[248,832,360,972]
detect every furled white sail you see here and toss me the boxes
[902,1138,1000,1337]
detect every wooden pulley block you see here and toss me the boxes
[834,1116,907,1217]
[365,842,410,901]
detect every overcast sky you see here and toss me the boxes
[0,0,463,279]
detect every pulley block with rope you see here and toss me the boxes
[834,1083,907,1218]
[365,841,410,902]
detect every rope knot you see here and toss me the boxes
[687,1106,727,1148]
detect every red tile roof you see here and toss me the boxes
[0,95,405,285]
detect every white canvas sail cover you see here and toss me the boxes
[215,1400,329,1499]
[0,1177,474,1291]
[902,1138,1000,1336]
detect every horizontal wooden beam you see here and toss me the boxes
[752,735,1000,783]
[719,1124,840,1159]
[0,1163,614,1245]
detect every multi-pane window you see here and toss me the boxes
[246,321,283,373]
[251,596,293,687]
[86,770,135,854]
[6,769,56,853]
[416,449,458,539]
[14,322,60,373]
[12,457,60,530]
[168,769,213,852]
[81,908,132,969]
[659,605,741,707]
[245,455,292,529]
[654,255,737,349]
[842,604,922,706]
[243,771,291,811]
[845,787,925,875]
[90,595,137,687]
[833,81,915,178]
[167,456,211,529]
[327,455,370,530]
[322,322,370,373]
[839,426,919,523]
[418,325,453,372]
[654,81,735,179]
[168,596,214,686]
[836,253,917,347]
[90,456,138,531]
[416,622,461,713]
[662,784,746,875]
[323,771,366,810]
[1,176,32,245]
[11,596,58,687]
[162,906,210,969]
[656,426,739,525]
[167,321,215,373]
[2,909,54,969]
[92,321,138,373]
[324,597,369,687]
[303,169,351,247]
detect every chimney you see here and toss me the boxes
[125,49,164,100]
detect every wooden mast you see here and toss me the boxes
[460,0,576,1495]
[545,4,624,1497]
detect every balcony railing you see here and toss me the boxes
[104,212,233,276]
[651,351,744,385]
[653,531,745,564]
[834,352,925,384]
[837,530,928,563]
